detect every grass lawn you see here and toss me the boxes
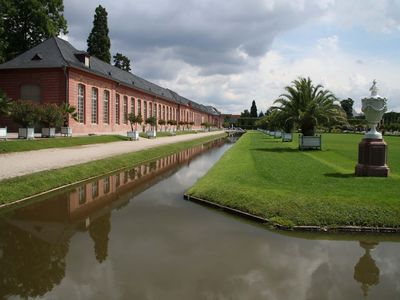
[139,130,198,138]
[187,131,400,228]
[0,133,226,205]
[0,135,128,153]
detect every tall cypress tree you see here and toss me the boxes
[250,100,258,118]
[87,5,111,63]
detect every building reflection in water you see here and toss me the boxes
[354,241,380,298]
[0,139,225,299]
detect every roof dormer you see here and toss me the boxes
[75,52,90,67]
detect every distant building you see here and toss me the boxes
[0,37,222,133]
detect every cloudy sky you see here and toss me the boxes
[63,0,400,114]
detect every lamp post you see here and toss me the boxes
[355,80,389,176]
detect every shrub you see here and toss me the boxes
[39,103,64,128]
[10,100,40,128]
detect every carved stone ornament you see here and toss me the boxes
[361,80,387,139]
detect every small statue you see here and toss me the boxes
[370,80,378,97]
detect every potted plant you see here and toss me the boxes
[10,100,40,139]
[39,103,63,138]
[169,120,177,133]
[0,89,12,140]
[60,103,78,137]
[127,113,142,140]
[145,116,157,138]
[188,121,194,130]
[158,119,166,131]
[178,121,185,131]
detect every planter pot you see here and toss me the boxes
[127,131,139,141]
[42,127,56,138]
[282,132,293,142]
[0,127,7,140]
[147,129,156,138]
[18,128,35,140]
[299,134,321,150]
[61,127,72,137]
[274,131,282,138]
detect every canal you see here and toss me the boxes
[0,137,399,299]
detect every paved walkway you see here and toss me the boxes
[0,131,223,181]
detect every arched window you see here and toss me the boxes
[77,84,85,123]
[20,84,41,102]
[115,94,120,124]
[137,99,142,116]
[158,104,161,119]
[144,101,147,118]
[103,90,110,124]
[163,105,165,120]
[123,96,128,124]
[91,87,98,124]
[131,97,135,114]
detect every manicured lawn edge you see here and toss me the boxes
[183,194,400,233]
[0,133,227,207]
[0,135,129,153]
[186,131,400,232]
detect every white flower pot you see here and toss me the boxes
[18,128,35,139]
[41,127,56,138]
[0,127,7,140]
[127,131,139,141]
[61,127,72,137]
[147,129,156,138]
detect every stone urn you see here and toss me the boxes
[355,80,389,177]
[361,80,387,139]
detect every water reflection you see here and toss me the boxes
[354,241,380,298]
[0,139,226,299]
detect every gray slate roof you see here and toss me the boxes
[0,37,220,116]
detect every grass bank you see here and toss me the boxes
[139,130,198,138]
[187,131,400,229]
[0,133,226,205]
[0,135,128,153]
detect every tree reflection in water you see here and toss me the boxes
[354,241,380,298]
[0,220,69,299]
[89,212,112,263]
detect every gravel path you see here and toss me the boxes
[0,131,223,181]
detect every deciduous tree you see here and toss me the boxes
[0,0,68,61]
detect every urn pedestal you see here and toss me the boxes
[355,139,389,177]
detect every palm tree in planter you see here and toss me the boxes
[0,90,12,140]
[170,120,177,132]
[127,113,142,140]
[158,119,166,131]
[178,121,185,131]
[39,103,64,138]
[145,116,157,138]
[10,100,40,139]
[60,103,78,137]
[273,77,346,149]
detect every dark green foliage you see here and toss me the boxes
[87,5,111,63]
[340,98,354,119]
[383,111,400,125]
[0,89,12,117]
[241,109,250,117]
[237,117,258,129]
[258,111,264,118]
[250,100,258,117]
[145,116,157,126]
[113,52,131,72]
[128,113,142,131]
[60,103,78,126]
[39,103,64,127]
[274,77,346,136]
[0,0,67,61]
[10,100,40,127]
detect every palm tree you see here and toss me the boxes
[0,89,12,119]
[273,77,345,136]
[61,103,78,126]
